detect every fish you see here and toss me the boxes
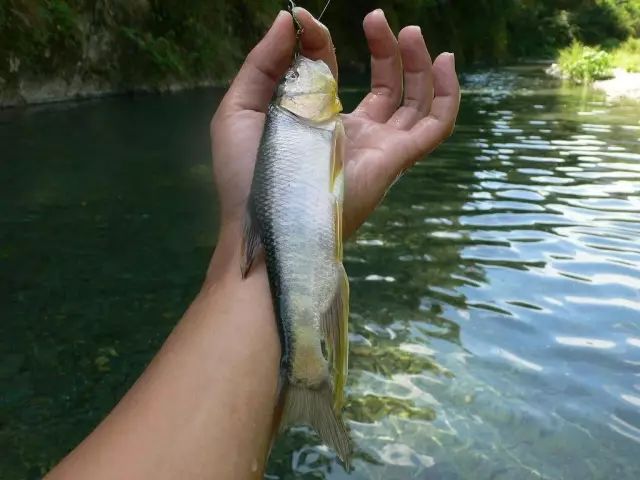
[240,54,351,465]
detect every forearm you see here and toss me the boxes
[47,225,280,480]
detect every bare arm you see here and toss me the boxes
[47,8,459,480]
[47,226,279,479]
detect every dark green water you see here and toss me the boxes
[2,67,640,479]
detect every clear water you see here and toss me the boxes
[2,66,640,479]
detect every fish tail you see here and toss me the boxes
[280,380,351,467]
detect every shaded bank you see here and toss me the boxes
[0,0,283,107]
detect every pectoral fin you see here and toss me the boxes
[240,209,262,278]
[330,121,345,204]
[334,197,343,261]
[331,120,345,260]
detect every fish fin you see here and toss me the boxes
[330,121,345,204]
[321,264,350,412]
[330,120,345,183]
[333,195,344,261]
[331,122,345,260]
[240,209,262,278]
[280,381,352,468]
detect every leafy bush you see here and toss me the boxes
[120,28,188,79]
[0,0,82,77]
[115,0,279,83]
[571,0,637,44]
[603,0,640,37]
[557,42,613,83]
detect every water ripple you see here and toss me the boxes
[340,67,640,479]
[3,68,640,479]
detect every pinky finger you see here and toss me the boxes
[409,52,460,157]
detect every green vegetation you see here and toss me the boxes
[556,37,640,84]
[557,42,613,83]
[611,37,640,71]
[1,1,639,96]
[0,0,82,76]
[0,0,282,88]
[547,1,640,83]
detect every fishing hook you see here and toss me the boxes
[287,0,334,37]
[287,0,303,43]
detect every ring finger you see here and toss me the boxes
[388,26,433,130]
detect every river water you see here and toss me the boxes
[1,66,640,479]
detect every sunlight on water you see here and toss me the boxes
[2,65,640,479]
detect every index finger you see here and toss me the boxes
[218,11,296,116]
[293,7,338,79]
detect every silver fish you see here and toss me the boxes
[241,55,351,464]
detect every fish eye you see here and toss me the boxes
[287,70,300,81]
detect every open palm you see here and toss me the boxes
[211,8,460,239]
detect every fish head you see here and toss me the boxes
[277,56,342,123]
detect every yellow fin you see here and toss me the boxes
[320,264,350,412]
[331,120,345,260]
[330,120,345,195]
[334,198,343,261]
[333,264,350,412]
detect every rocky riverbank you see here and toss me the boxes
[0,76,219,108]
[0,0,265,109]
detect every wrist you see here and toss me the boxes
[199,220,275,335]
[206,221,242,280]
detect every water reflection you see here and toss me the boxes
[2,67,640,479]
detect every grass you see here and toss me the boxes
[611,37,640,72]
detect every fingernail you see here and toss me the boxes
[375,8,385,18]
[267,11,287,33]
[409,25,421,34]
[268,10,288,33]
[447,52,456,69]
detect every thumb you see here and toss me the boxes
[221,11,296,114]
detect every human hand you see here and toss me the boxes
[210,8,460,239]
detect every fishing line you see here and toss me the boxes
[287,0,333,22]
[317,0,333,22]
